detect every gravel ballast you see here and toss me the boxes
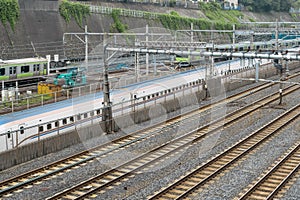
[1,69,300,200]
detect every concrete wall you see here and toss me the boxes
[1,0,163,59]
[1,0,298,59]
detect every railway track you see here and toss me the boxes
[0,72,299,199]
[44,85,299,199]
[237,141,300,200]
[148,103,300,200]
[0,79,273,198]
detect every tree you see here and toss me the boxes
[239,0,293,12]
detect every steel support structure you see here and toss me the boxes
[106,47,300,61]
[102,34,113,134]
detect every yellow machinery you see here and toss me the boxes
[38,82,62,97]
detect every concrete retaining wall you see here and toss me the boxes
[0,62,298,170]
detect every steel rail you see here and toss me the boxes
[149,104,300,200]
[47,85,299,199]
[238,142,300,200]
[0,80,273,198]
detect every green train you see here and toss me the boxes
[0,57,48,87]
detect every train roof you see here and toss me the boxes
[213,38,300,49]
[0,57,48,66]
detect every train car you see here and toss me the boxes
[0,57,48,88]
[211,38,300,52]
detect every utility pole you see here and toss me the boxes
[102,33,113,134]
[146,24,149,76]
[255,60,260,82]
[85,25,88,70]
[275,19,279,51]
[275,19,283,105]
[232,24,236,45]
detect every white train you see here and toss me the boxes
[0,58,270,152]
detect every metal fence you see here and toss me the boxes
[0,82,102,114]
[89,5,159,19]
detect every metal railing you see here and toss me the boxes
[0,82,102,114]
[88,5,159,19]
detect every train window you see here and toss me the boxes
[84,113,88,118]
[156,93,159,97]
[47,124,52,130]
[148,95,150,99]
[143,97,146,101]
[168,89,171,93]
[77,115,81,120]
[55,121,59,127]
[7,131,11,139]
[63,118,67,125]
[0,68,5,76]
[21,65,30,73]
[70,116,74,122]
[90,111,94,117]
[152,94,155,98]
[19,126,24,134]
[96,109,101,115]
[39,126,44,132]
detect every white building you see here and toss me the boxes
[196,0,239,9]
[220,0,239,9]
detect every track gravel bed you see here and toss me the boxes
[0,71,300,199]
[192,119,300,200]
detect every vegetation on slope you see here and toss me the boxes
[59,0,90,28]
[0,0,20,31]
[239,0,295,12]
[159,2,244,31]
[111,9,128,33]
[58,1,244,32]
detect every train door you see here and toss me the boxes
[33,64,40,76]
[43,63,47,75]
[17,124,27,146]
[9,66,17,79]
[5,129,14,151]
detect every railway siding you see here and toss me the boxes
[16,83,299,199]
[148,104,300,199]
[0,65,299,199]
[0,79,275,198]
